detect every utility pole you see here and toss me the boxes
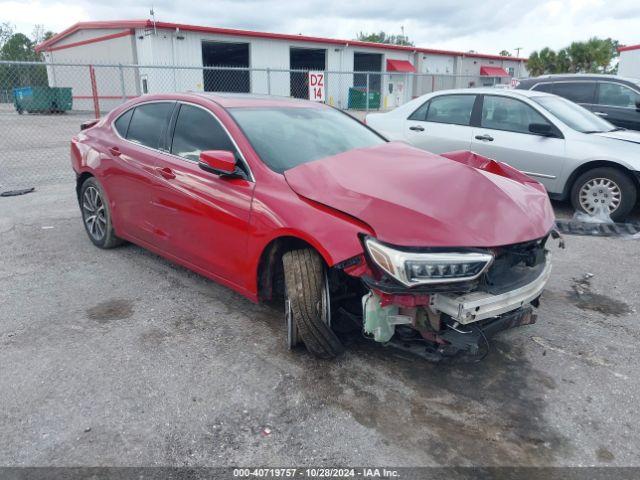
[150,6,157,35]
[515,47,523,78]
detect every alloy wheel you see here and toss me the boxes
[82,186,107,241]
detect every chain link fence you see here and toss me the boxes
[0,60,511,191]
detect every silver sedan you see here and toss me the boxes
[366,88,640,221]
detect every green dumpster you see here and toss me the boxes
[13,86,73,114]
[348,87,381,110]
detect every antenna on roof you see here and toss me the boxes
[150,6,157,35]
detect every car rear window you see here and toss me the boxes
[126,102,174,149]
[532,82,553,93]
[229,107,385,173]
[114,109,133,137]
[552,82,596,103]
[425,95,475,126]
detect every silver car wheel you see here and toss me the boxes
[82,186,107,241]
[578,177,621,215]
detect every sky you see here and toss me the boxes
[2,0,639,57]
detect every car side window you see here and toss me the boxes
[424,95,475,126]
[552,82,596,103]
[114,109,133,137]
[532,82,553,93]
[481,96,551,134]
[170,104,237,162]
[408,101,430,121]
[126,103,174,149]
[597,83,640,108]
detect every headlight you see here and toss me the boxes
[364,237,493,287]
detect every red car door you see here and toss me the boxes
[104,102,175,246]
[151,102,255,288]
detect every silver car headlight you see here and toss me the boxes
[364,237,494,287]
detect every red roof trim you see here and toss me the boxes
[618,44,640,53]
[386,59,416,72]
[36,20,528,61]
[480,66,510,77]
[43,30,133,52]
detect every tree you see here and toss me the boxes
[31,25,55,45]
[499,50,512,57]
[356,31,414,46]
[527,37,619,75]
[0,33,37,61]
[0,22,14,50]
[527,51,544,76]
[0,27,53,91]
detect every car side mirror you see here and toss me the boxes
[636,100,640,111]
[199,150,237,175]
[529,122,554,137]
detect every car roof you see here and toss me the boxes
[192,92,325,108]
[426,87,553,99]
[520,74,640,84]
[128,92,326,109]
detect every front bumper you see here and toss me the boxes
[431,255,552,324]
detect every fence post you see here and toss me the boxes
[365,73,370,112]
[89,65,100,118]
[267,68,271,95]
[118,64,126,102]
[324,70,328,105]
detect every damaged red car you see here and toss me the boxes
[71,93,555,360]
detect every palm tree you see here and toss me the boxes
[527,51,545,76]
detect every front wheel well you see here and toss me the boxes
[257,236,327,303]
[75,172,94,203]
[561,161,639,200]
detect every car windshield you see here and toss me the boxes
[531,95,617,133]
[229,107,385,173]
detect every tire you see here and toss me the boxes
[17,108,23,115]
[79,177,124,249]
[570,167,637,222]
[282,248,344,359]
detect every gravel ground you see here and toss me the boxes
[1,182,639,467]
[1,104,640,468]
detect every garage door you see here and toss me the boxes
[201,41,250,93]
[290,48,326,99]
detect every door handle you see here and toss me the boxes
[157,167,176,180]
[409,125,425,132]
[594,111,608,117]
[474,134,494,141]
[109,146,121,157]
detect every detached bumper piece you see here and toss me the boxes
[555,219,640,237]
[388,306,537,361]
[431,258,552,324]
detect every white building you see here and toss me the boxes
[36,20,528,112]
[618,44,640,78]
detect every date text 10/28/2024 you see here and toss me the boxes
[233,468,400,478]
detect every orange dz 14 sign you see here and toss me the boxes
[308,71,325,102]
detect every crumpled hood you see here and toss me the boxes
[284,142,555,248]
[594,129,640,144]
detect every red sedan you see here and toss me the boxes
[72,93,556,360]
